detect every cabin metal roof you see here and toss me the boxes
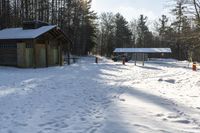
[0,25,57,40]
[114,48,172,53]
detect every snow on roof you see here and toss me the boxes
[0,25,57,40]
[114,48,172,53]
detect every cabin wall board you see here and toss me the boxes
[17,43,26,67]
[25,47,34,67]
[35,44,46,67]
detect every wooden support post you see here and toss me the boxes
[33,40,37,68]
[123,57,125,65]
[67,51,70,65]
[67,43,70,65]
[45,41,49,67]
[58,42,62,66]
[58,43,61,66]
[60,48,63,66]
[95,57,98,64]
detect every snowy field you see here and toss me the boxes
[0,57,200,133]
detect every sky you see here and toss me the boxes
[91,0,170,22]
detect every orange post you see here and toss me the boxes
[193,62,197,71]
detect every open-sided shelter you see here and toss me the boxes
[114,48,172,65]
[0,21,71,68]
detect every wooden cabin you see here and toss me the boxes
[0,21,71,68]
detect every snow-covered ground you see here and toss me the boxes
[0,57,200,133]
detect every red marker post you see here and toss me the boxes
[193,62,197,71]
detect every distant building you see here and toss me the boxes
[113,48,172,65]
[0,21,71,68]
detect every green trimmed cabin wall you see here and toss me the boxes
[0,39,66,68]
[0,25,69,68]
[16,40,64,68]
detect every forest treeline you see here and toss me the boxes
[0,0,97,55]
[96,0,200,61]
[0,0,200,61]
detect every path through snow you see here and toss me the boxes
[0,57,200,133]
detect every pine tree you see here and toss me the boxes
[98,12,115,56]
[171,0,188,60]
[115,13,132,48]
[136,15,150,48]
[0,0,11,29]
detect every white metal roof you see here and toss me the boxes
[114,48,172,53]
[0,25,56,40]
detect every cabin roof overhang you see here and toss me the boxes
[0,25,71,43]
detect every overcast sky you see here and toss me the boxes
[91,0,170,22]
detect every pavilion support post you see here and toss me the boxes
[135,53,137,66]
[142,53,145,66]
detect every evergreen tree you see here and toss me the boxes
[129,19,137,48]
[157,15,171,48]
[171,0,189,60]
[0,0,11,29]
[136,15,150,48]
[159,15,169,37]
[98,12,115,56]
[115,13,132,48]
[81,0,97,55]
